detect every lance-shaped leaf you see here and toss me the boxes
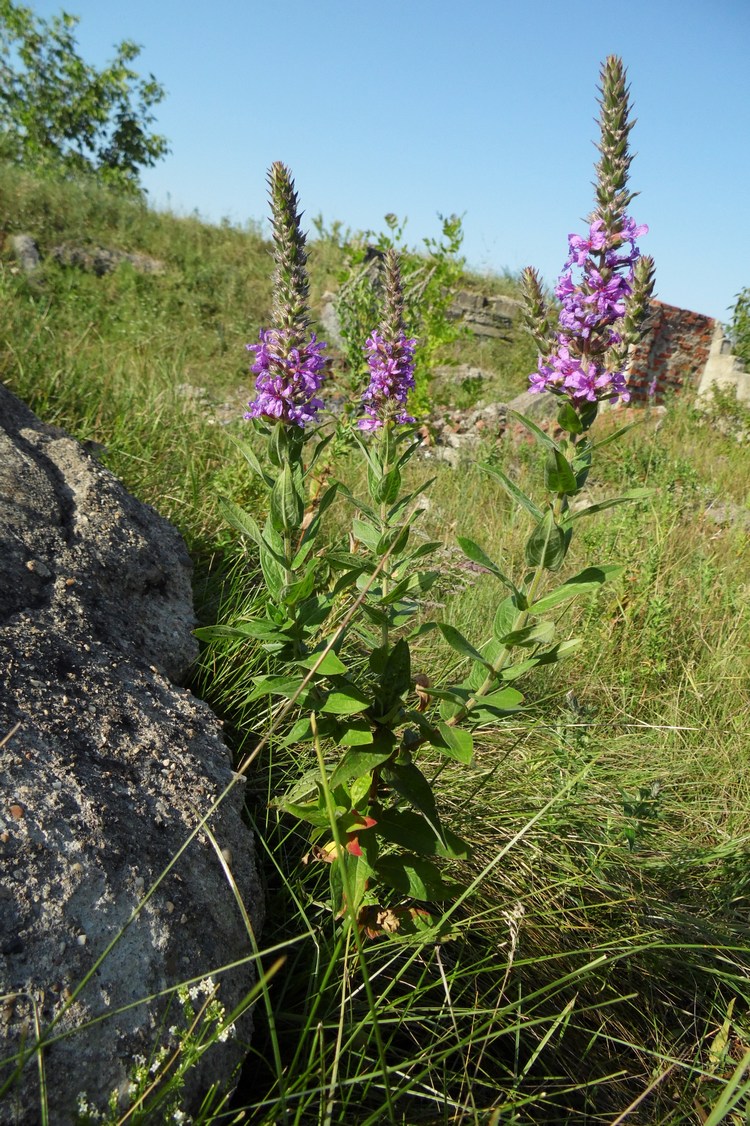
[270,462,304,533]
[219,497,263,548]
[282,562,318,608]
[338,718,375,747]
[375,854,464,900]
[231,436,274,487]
[557,401,584,435]
[525,509,569,571]
[564,488,654,522]
[432,722,474,764]
[479,462,544,522]
[296,644,348,676]
[544,448,578,494]
[529,565,625,613]
[248,674,319,709]
[320,680,372,716]
[499,638,582,681]
[507,408,560,451]
[468,685,524,722]
[329,741,395,788]
[352,518,382,551]
[382,761,446,846]
[497,620,555,648]
[438,623,493,672]
[375,809,472,859]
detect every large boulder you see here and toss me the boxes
[0,384,263,1123]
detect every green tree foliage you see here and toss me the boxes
[0,0,168,193]
[730,287,750,369]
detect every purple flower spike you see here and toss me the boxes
[528,211,646,407]
[244,328,327,428]
[358,330,417,431]
[523,57,656,412]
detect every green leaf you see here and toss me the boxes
[352,518,381,551]
[498,620,555,647]
[280,716,316,746]
[259,543,284,600]
[277,799,331,828]
[525,509,569,571]
[456,537,521,594]
[374,809,472,859]
[591,420,643,451]
[270,462,304,533]
[433,722,474,764]
[282,563,317,608]
[375,638,412,715]
[193,622,284,645]
[375,855,463,900]
[557,401,583,435]
[219,497,263,548]
[507,408,559,451]
[338,718,375,747]
[529,565,625,613]
[382,762,445,845]
[565,488,654,522]
[479,462,544,522]
[231,436,274,487]
[329,744,394,788]
[297,645,348,676]
[369,464,402,505]
[473,686,523,712]
[438,623,490,668]
[248,674,318,708]
[492,595,520,641]
[500,639,582,680]
[544,448,578,494]
[320,682,371,716]
[376,524,410,557]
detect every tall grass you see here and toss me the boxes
[2,165,749,1122]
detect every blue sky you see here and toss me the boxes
[28,0,750,322]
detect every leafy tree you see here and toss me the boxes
[0,0,168,192]
[730,287,750,369]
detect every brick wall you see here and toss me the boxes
[627,300,716,402]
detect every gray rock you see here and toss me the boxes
[0,385,263,1123]
[9,236,42,276]
[447,290,521,340]
[49,244,165,277]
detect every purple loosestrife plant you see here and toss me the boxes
[202,162,340,664]
[204,58,657,942]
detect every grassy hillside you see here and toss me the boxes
[2,165,750,1124]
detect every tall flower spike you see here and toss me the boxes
[358,250,417,431]
[525,57,655,408]
[521,267,555,354]
[594,56,637,232]
[268,161,310,344]
[244,163,327,427]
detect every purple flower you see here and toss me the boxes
[528,212,647,407]
[358,330,417,431]
[244,328,327,428]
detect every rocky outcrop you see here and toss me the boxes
[446,290,520,341]
[0,384,263,1123]
[9,234,165,278]
[49,243,165,276]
